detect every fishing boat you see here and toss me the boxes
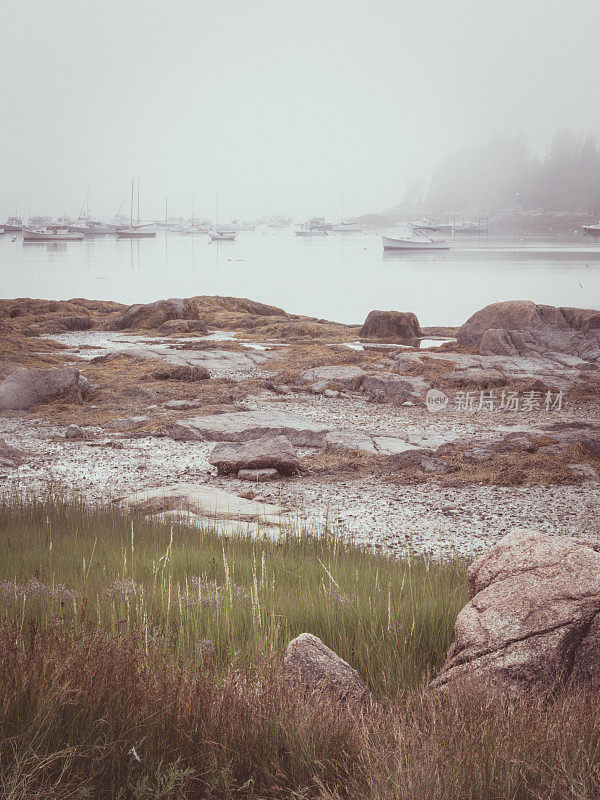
[581,222,600,237]
[308,217,333,231]
[116,179,156,238]
[3,216,22,232]
[295,226,328,237]
[381,232,450,250]
[28,215,53,229]
[410,218,443,234]
[22,227,84,241]
[297,228,327,237]
[209,230,236,241]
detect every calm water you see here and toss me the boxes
[2,228,600,327]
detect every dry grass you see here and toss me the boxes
[301,440,599,487]
[5,625,600,800]
[1,497,600,799]
[265,344,378,384]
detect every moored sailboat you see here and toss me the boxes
[116,180,156,238]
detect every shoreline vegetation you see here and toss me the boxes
[2,497,600,799]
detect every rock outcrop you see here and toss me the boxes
[120,483,289,530]
[170,410,329,447]
[431,529,600,696]
[158,319,208,335]
[361,372,429,402]
[297,365,368,391]
[284,633,372,706]
[106,298,202,331]
[457,301,600,361]
[0,368,91,410]
[360,310,422,340]
[209,435,298,475]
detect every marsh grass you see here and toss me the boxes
[0,493,466,693]
[3,495,600,799]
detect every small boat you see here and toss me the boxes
[3,216,22,232]
[410,218,443,234]
[308,217,333,231]
[22,227,84,241]
[116,226,156,238]
[209,230,236,241]
[381,232,450,250]
[581,222,600,237]
[296,225,328,237]
[115,179,157,238]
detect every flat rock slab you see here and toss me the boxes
[120,483,289,528]
[209,435,298,475]
[170,410,330,446]
[372,436,420,455]
[298,365,368,389]
[325,430,377,454]
[43,332,269,379]
[391,350,588,391]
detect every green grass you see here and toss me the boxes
[0,492,468,695]
[3,495,600,799]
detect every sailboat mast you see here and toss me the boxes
[130,178,134,228]
[137,180,140,225]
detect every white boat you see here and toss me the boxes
[116,225,156,238]
[295,225,328,237]
[3,216,22,232]
[410,218,443,234]
[381,232,450,250]
[581,222,600,237]
[209,230,236,241]
[308,217,333,231]
[23,227,84,241]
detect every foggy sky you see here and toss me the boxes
[2,0,600,222]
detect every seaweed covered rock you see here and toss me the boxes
[360,310,421,341]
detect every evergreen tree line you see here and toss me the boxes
[426,131,600,215]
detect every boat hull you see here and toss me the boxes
[116,229,156,238]
[381,235,450,250]
[22,229,84,241]
[210,233,236,241]
[581,226,600,237]
[295,230,328,237]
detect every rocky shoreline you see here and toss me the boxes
[1,295,599,558]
